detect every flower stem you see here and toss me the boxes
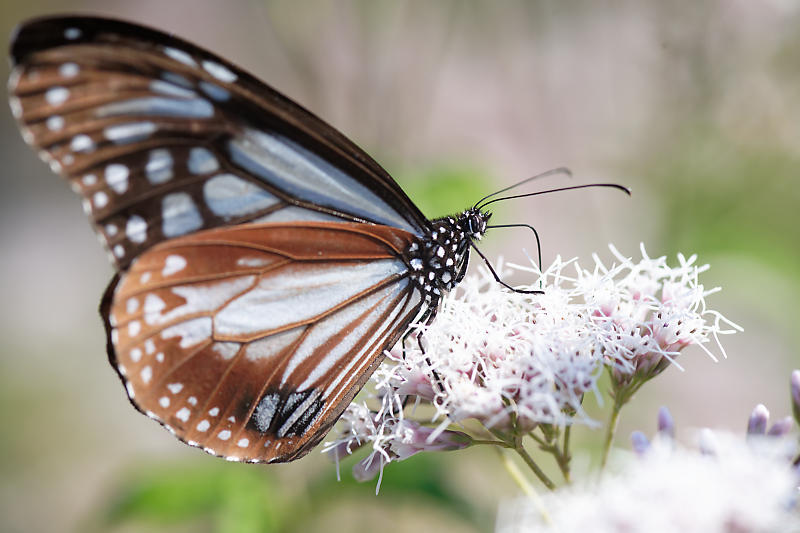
[515,445,556,490]
[601,394,626,470]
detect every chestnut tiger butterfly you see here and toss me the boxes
[9,15,627,463]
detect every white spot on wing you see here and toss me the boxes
[126,215,148,243]
[150,79,196,98]
[211,342,240,360]
[130,348,142,362]
[105,164,130,194]
[45,87,69,106]
[93,191,108,208]
[217,430,231,441]
[46,116,64,131]
[236,257,273,268]
[162,193,203,237]
[163,46,197,67]
[245,328,304,361]
[96,97,213,119]
[237,438,249,448]
[203,174,279,219]
[128,320,141,337]
[104,122,157,144]
[70,134,95,153]
[176,407,191,422]
[159,396,170,408]
[58,62,79,78]
[146,149,173,184]
[167,383,184,394]
[162,254,187,276]
[140,365,152,383]
[161,317,212,348]
[113,245,125,258]
[126,298,139,313]
[197,420,210,432]
[187,147,219,174]
[9,97,22,118]
[209,407,220,416]
[202,60,237,82]
[199,81,230,101]
[64,27,81,40]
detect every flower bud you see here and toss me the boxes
[747,404,769,437]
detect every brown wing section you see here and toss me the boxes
[103,222,424,462]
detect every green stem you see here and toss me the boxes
[515,445,556,490]
[600,395,625,470]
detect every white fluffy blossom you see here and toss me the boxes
[324,245,739,478]
[497,434,800,533]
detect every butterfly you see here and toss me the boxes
[9,15,622,464]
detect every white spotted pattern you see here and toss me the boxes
[203,174,279,218]
[187,147,219,174]
[45,87,69,106]
[126,215,148,243]
[46,115,64,131]
[145,149,173,184]
[197,420,210,432]
[163,46,197,67]
[218,430,232,441]
[104,122,157,144]
[162,254,187,276]
[70,134,95,153]
[58,62,79,78]
[162,193,203,237]
[176,407,191,422]
[159,396,170,408]
[105,164,130,194]
[202,60,237,82]
[93,191,108,208]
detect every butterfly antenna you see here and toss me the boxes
[477,183,631,211]
[472,167,573,210]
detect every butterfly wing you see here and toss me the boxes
[104,221,424,462]
[9,15,430,269]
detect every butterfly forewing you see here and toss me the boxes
[9,16,429,269]
[105,222,424,462]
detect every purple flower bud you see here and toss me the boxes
[791,371,800,425]
[747,404,769,436]
[631,431,650,455]
[767,416,793,437]
[389,421,470,461]
[352,452,384,482]
[657,406,675,439]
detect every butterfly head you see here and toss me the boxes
[458,208,491,241]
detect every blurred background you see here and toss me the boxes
[1,1,798,532]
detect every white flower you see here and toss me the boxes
[325,245,738,475]
[497,434,800,533]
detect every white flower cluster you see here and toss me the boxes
[497,433,800,533]
[324,245,739,478]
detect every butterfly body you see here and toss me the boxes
[9,15,491,462]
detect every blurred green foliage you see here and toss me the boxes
[98,452,491,533]
[399,165,495,220]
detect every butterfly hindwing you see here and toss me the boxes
[104,222,424,462]
[9,15,430,269]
